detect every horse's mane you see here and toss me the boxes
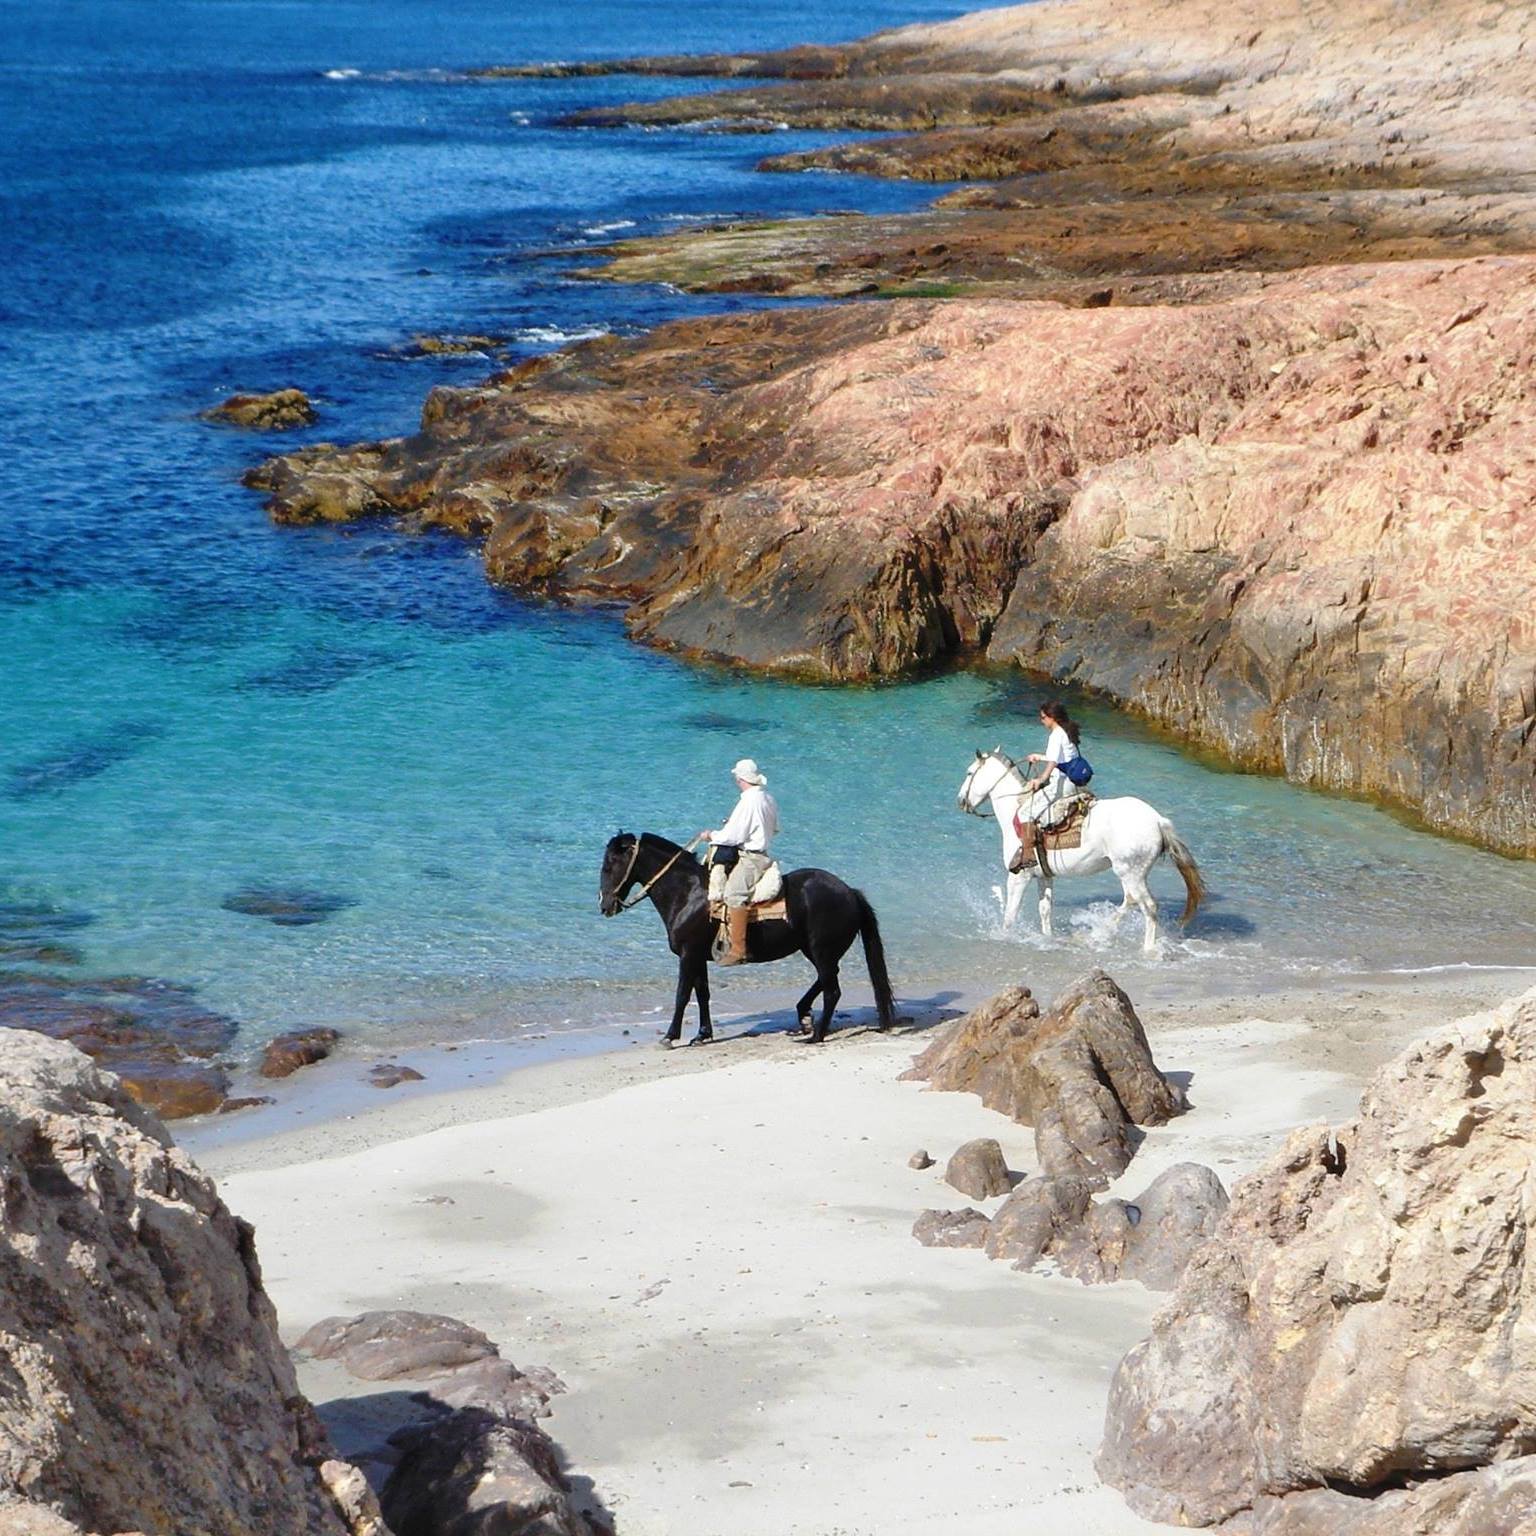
[634,831,704,880]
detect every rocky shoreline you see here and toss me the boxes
[245,0,1536,856]
[11,967,1536,1533]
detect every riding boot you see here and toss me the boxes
[720,904,750,965]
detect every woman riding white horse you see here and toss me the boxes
[957,747,1203,954]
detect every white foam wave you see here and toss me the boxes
[514,324,609,346]
[581,219,636,237]
[320,67,463,83]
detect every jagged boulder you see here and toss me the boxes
[1099,988,1536,1531]
[982,1162,1227,1289]
[0,1030,362,1536]
[904,972,1185,1187]
[943,1137,1011,1199]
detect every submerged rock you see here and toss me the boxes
[222,885,358,926]
[204,388,317,430]
[0,969,237,1119]
[369,1063,425,1089]
[905,972,1185,1187]
[1098,987,1536,1530]
[0,1030,364,1534]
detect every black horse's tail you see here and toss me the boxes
[855,891,898,1029]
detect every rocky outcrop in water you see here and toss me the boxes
[205,388,317,430]
[262,1026,342,1079]
[0,1031,366,1535]
[0,962,235,1119]
[1098,987,1536,1531]
[905,972,1185,1187]
[251,252,1536,852]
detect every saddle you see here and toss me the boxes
[1010,793,1095,876]
[708,897,788,925]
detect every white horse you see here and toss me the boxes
[956,748,1204,953]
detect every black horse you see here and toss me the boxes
[598,832,897,1046]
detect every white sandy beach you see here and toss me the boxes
[199,971,1530,1536]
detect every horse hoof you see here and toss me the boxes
[685,1033,714,1048]
[659,1035,680,1050]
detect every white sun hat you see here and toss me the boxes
[732,758,767,786]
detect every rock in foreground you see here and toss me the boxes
[905,972,1185,1187]
[0,1031,361,1535]
[300,1310,587,1536]
[1099,987,1536,1530]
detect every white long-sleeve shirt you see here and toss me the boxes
[1044,725,1079,768]
[711,786,779,853]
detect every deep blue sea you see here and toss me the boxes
[4,0,1536,1061]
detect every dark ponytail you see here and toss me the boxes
[1041,699,1081,747]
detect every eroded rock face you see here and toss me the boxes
[1099,987,1536,1530]
[0,1031,357,1535]
[905,972,1184,1187]
[247,257,1536,853]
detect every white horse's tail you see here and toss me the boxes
[1158,818,1205,926]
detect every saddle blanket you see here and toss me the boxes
[1011,792,1095,874]
[1014,792,1093,849]
[709,898,788,925]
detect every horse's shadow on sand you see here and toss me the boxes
[722,989,965,1045]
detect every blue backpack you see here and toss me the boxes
[1058,754,1094,788]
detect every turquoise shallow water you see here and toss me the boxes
[4,0,1536,1061]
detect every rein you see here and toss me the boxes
[963,751,1031,817]
[613,835,704,912]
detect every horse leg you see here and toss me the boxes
[1122,868,1160,953]
[1038,875,1055,938]
[1003,870,1029,929]
[792,978,822,1037]
[690,960,713,1045]
[662,958,692,1045]
[808,959,841,1045]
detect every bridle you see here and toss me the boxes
[607,834,704,912]
[961,751,1031,818]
